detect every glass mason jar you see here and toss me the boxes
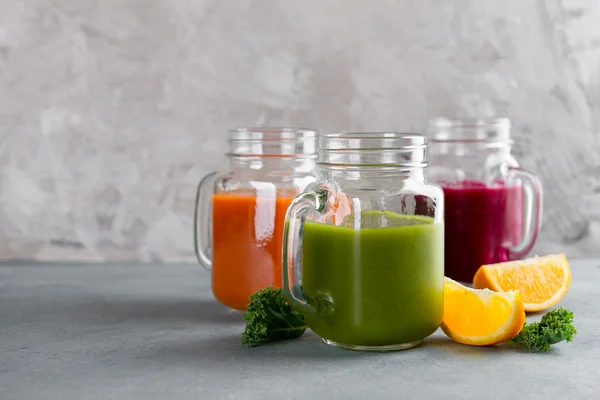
[194,128,318,311]
[427,117,543,283]
[283,133,444,351]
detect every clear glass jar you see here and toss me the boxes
[283,133,444,351]
[194,128,318,311]
[427,117,543,283]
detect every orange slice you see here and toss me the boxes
[442,277,525,346]
[473,254,571,313]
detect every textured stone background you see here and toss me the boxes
[1,0,600,262]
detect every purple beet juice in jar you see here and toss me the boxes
[427,117,543,283]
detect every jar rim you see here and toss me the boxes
[428,117,513,144]
[318,132,427,168]
[430,117,510,128]
[229,127,318,141]
[227,127,318,157]
[320,132,427,149]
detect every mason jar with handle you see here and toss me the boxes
[194,128,318,311]
[427,117,543,283]
[283,132,444,352]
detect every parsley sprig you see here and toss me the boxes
[241,286,308,347]
[510,307,577,352]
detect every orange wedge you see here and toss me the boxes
[473,254,571,313]
[442,277,525,346]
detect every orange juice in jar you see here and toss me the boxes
[194,128,318,311]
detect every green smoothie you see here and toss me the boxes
[301,211,444,347]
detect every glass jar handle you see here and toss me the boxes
[282,189,332,317]
[194,171,217,270]
[507,166,543,260]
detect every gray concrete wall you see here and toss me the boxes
[1,0,599,262]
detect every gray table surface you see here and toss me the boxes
[1,261,599,400]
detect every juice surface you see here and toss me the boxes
[302,211,444,347]
[212,189,296,310]
[442,180,524,283]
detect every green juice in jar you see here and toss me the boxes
[301,211,444,347]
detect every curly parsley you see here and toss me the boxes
[241,286,308,348]
[510,307,577,352]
